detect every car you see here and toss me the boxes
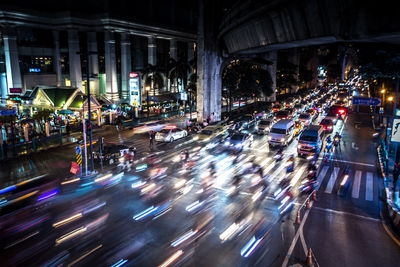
[305,109,318,120]
[275,110,291,120]
[298,113,312,126]
[294,104,304,113]
[224,133,253,150]
[324,112,338,124]
[256,119,272,134]
[272,104,282,113]
[195,125,226,142]
[155,126,187,142]
[237,114,256,129]
[319,118,334,133]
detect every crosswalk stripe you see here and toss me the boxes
[260,157,272,168]
[290,165,307,186]
[269,163,288,182]
[325,167,340,194]
[366,172,374,201]
[351,170,362,199]
[316,166,329,189]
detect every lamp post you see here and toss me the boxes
[146,86,150,118]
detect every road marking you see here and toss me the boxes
[290,165,307,186]
[316,166,329,190]
[282,205,312,267]
[260,157,272,168]
[352,170,362,199]
[269,163,288,182]
[325,167,340,193]
[318,157,375,167]
[366,172,374,201]
[313,206,380,222]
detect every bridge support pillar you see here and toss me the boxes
[265,51,277,102]
[196,0,222,123]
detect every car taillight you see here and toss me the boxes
[338,109,345,115]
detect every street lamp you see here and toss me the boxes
[146,86,150,118]
[388,96,394,102]
[380,89,386,107]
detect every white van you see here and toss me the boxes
[268,119,295,147]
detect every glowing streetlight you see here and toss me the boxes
[381,89,385,94]
[388,96,394,102]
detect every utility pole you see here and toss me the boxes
[78,47,96,173]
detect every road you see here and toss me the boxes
[1,102,400,266]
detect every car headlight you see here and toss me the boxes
[235,143,243,148]
[281,138,285,142]
[268,136,272,140]
[255,126,258,130]
[224,141,230,146]
[193,136,199,141]
[298,144,302,149]
[204,138,210,142]
[327,126,332,129]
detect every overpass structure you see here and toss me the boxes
[196,0,400,121]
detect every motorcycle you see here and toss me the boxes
[333,136,340,147]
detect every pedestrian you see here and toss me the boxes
[210,112,215,124]
[149,130,155,150]
[206,115,210,125]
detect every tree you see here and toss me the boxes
[168,59,191,93]
[142,64,165,97]
[222,59,273,111]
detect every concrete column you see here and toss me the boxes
[288,48,300,93]
[104,32,119,102]
[196,0,222,122]
[68,30,83,91]
[52,31,63,87]
[87,32,99,96]
[121,33,131,101]
[188,42,195,62]
[148,36,157,66]
[3,34,22,93]
[87,32,99,75]
[266,51,277,101]
[170,39,178,61]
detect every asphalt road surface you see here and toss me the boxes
[1,105,400,267]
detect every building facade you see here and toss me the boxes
[0,10,196,107]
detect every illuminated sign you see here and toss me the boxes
[29,68,41,73]
[129,72,140,107]
[129,72,139,78]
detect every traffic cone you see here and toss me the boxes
[307,248,313,266]
[306,198,311,209]
[312,190,317,201]
[296,210,301,224]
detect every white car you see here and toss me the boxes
[155,127,188,142]
[298,113,312,126]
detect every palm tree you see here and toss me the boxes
[168,59,191,93]
[142,64,165,115]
